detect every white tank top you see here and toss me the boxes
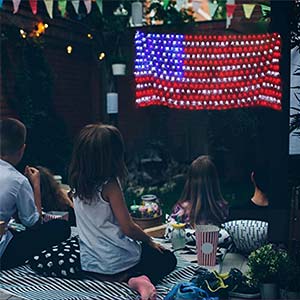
[73,181,141,274]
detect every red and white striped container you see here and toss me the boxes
[195,225,219,266]
[43,211,69,223]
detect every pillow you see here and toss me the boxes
[28,236,82,278]
[223,220,268,254]
[165,223,232,249]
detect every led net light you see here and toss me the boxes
[134,32,282,110]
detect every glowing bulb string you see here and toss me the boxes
[134,32,282,111]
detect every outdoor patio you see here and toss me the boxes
[1,0,300,299]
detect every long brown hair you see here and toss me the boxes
[179,155,227,226]
[37,166,73,212]
[68,123,127,202]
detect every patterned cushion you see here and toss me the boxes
[223,220,268,254]
[165,224,232,249]
[28,236,82,278]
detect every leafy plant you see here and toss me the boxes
[247,244,289,287]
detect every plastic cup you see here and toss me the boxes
[195,225,219,266]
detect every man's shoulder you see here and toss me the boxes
[0,163,28,187]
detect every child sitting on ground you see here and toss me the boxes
[69,123,177,300]
[0,118,70,270]
[37,166,76,226]
[170,155,228,227]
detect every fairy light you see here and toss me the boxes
[98,52,105,60]
[19,29,27,39]
[30,22,48,37]
[134,32,282,110]
[87,33,93,39]
[66,45,73,54]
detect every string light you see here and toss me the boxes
[66,45,73,54]
[98,52,105,60]
[30,22,48,37]
[134,32,282,111]
[87,33,93,39]
[19,29,27,39]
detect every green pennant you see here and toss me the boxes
[58,0,67,16]
[260,4,271,17]
[96,0,103,13]
[163,0,169,9]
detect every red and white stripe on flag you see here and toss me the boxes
[134,32,282,111]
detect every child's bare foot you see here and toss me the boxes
[128,275,156,300]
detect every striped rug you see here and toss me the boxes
[0,264,198,300]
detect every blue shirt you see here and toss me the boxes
[0,159,40,257]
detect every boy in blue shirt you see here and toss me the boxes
[0,118,70,269]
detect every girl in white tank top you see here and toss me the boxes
[69,124,177,300]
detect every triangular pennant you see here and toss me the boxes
[163,0,169,9]
[71,0,80,14]
[44,0,54,18]
[260,4,271,17]
[84,0,91,14]
[0,0,3,8]
[95,0,102,13]
[226,14,232,28]
[226,3,236,18]
[175,0,185,12]
[208,2,218,18]
[192,0,201,12]
[242,4,255,19]
[58,0,67,16]
[12,0,21,13]
[29,0,38,14]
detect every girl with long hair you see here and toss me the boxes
[69,123,176,300]
[170,155,228,226]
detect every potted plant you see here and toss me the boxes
[247,244,289,300]
[103,6,130,76]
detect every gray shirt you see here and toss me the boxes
[74,180,141,274]
[0,159,40,257]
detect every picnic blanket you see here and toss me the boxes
[0,264,198,300]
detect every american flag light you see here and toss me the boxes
[134,31,282,111]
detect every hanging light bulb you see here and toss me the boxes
[66,45,73,54]
[19,29,27,39]
[98,52,105,60]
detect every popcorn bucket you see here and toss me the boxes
[43,211,69,223]
[195,225,219,266]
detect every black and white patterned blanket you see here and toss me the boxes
[0,264,198,300]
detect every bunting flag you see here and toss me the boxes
[163,0,169,9]
[71,0,80,14]
[134,32,282,111]
[260,4,271,17]
[44,0,54,18]
[242,4,255,19]
[58,0,67,16]
[175,0,185,12]
[95,0,102,13]
[226,3,237,18]
[29,0,37,14]
[84,0,91,14]
[12,0,21,13]
[192,0,201,12]
[208,2,218,18]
